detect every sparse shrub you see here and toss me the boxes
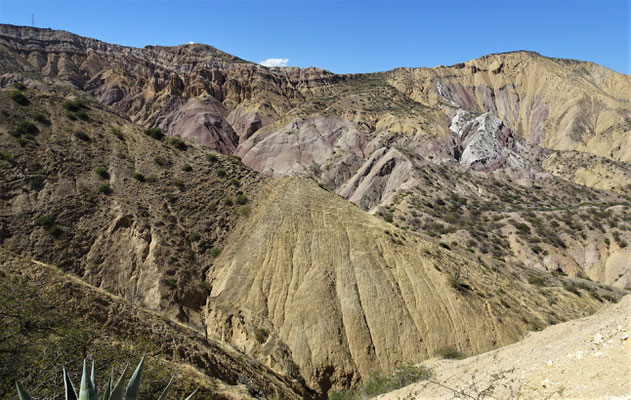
[173,179,185,190]
[437,346,466,360]
[94,166,109,179]
[216,168,227,178]
[206,153,218,162]
[47,224,63,237]
[98,183,112,194]
[527,274,546,287]
[229,178,239,186]
[209,247,222,258]
[10,90,28,105]
[35,214,62,237]
[10,121,38,137]
[62,99,86,112]
[66,112,77,121]
[74,109,89,121]
[109,126,124,140]
[74,131,90,141]
[12,81,26,90]
[236,194,248,205]
[132,172,145,182]
[328,365,431,399]
[383,212,394,223]
[439,242,451,250]
[35,215,55,227]
[0,151,12,161]
[223,198,234,206]
[144,127,164,140]
[254,328,269,343]
[239,206,251,216]
[170,136,187,150]
[33,113,50,125]
[563,281,580,295]
[28,176,44,190]
[154,155,168,167]
[188,233,201,242]
[229,154,241,162]
[181,164,193,172]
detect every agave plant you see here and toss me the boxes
[15,356,197,400]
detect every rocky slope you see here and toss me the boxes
[378,294,631,400]
[0,249,315,399]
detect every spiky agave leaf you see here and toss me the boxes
[124,355,145,400]
[64,367,78,400]
[107,364,129,400]
[79,359,91,400]
[102,369,113,400]
[90,359,98,400]
[183,388,198,400]
[156,372,175,400]
[15,381,32,400]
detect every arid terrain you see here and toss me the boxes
[1,24,630,399]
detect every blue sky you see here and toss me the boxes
[1,0,629,74]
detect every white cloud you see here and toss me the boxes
[259,58,289,67]
[188,41,195,44]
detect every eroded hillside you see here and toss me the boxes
[1,24,631,399]
[204,176,624,393]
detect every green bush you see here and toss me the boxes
[62,100,86,112]
[223,198,233,207]
[66,112,77,121]
[254,328,269,344]
[154,155,168,167]
[328,365,431,400]
[94,166,109,179]
[10,121,38,137]
[12,81,26,91]
[28,177,44,190]
[74,131,90,142]
[229,178,239,186]
[10,90,28,106]
[187,233,201,242]
[527,274,546,287]
[74,109,89,121]
[181,164,193,172]
[35,215,55,227]
[132,172,145,182]
[173,179,185,190]
[170,137,187,150]
[437,346,466,359]
[0,151,12,161]
[236,194,248,205]
[239,206,251,217]
[109,126,124,140]
[98,183,112,194]
[206,153,218,162]
[209,247,222,258]
[228,154,241,162]
[216,168,227,178]
[35,215,62,237]
[33,113,50,125]
[144,127,164,140]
